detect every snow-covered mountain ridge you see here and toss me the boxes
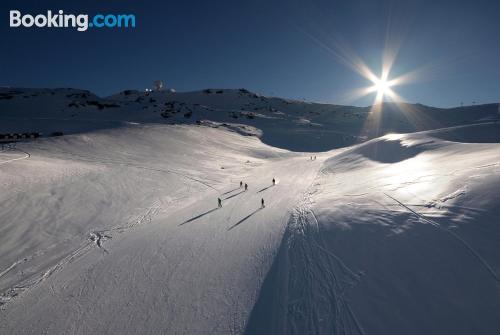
[2,87,499,151]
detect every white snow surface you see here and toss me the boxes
[1,88,500,334]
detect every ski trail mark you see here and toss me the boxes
[272,185,364,335]
[0,148,30,166]
[384,192,500,283]
[37,148,219,192]
[0,199,163,307]
[0,240,93,306]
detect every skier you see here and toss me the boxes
[245,183,248,191]
[261,198,265,208]
[218,198,222,208]
[272,178,276,186]
[240,181,243,188]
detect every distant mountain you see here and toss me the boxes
[1,87,498,151]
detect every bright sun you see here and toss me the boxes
[374,77,391,96]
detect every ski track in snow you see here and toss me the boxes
[0,197,165,306]
[0,239,93,306]
[384,192,500,283]
[36,147,219,191]
[0,147,30,166]
[278,184,364,335]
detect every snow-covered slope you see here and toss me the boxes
[246,122,500,334]
[0,124,322,334]
[1,88,500,334]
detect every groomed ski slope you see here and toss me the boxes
[0,124,324,334]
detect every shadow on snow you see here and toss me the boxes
[227,208,262,231]
[179,207,218,226]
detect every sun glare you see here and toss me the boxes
[374,78,391,96]
[366,74,397,107]
[297,23,433,137]
[297,19,438,139]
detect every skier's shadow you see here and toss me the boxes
[257,185,274,193]
[227,208,263,231]
[224,190,245,200]
[222,187,240,195]
[179,207,218,226]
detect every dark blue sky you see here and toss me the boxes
[1,0,499,107]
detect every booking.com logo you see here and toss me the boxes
[9,10,136,32]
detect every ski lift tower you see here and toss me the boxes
[153,80,163,91]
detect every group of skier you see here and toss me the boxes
[239,180,248,191]
[310,155,317,160]
[218,178,276,209]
